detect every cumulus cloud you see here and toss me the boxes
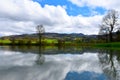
[0,0,103,36]
[69,0,120,11]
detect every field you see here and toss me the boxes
[0,39,11,44]
[94,42,120,47]
[0,39,120,48]
[0,38,61,45]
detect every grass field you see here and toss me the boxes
[94,42,120,47]
[44,39,58,43]
[0,39,11,44]
[0,39,120,48]
[0,38,59,45]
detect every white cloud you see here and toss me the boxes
[69,0,120,11]
[0,0,103,36]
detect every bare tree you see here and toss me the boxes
[98,25,109,42]
[36,24,45,45]
[99,9,119,42]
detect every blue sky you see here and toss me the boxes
[0,0,119,36]
[33,0,106,16]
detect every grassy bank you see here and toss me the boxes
[0,39,120,48]
[0,39,77,46]
[94,42,120,48]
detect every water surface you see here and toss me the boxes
[0,46,120,80]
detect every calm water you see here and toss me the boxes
[0,46,120,80]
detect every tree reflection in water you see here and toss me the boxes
[35,46,45,65]
[98,49,120,80]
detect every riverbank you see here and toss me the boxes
[0,39,120,48]
[94,42,120,48]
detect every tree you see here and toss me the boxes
[36,25,45,45]
[116,29,120,41]
[98,25,109,42]
[10,38,15,45]
[99,9,119,42]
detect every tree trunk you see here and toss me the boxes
[39,33,42,46]
[109,32,113,42]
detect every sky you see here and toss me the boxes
[0,0,120,36]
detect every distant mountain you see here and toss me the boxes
[0,33,97,40]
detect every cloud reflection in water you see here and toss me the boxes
[0,51,104,80]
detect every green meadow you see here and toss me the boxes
[93,42,120,48]
[0,38,120,49]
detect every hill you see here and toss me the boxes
[0,33,97,40]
